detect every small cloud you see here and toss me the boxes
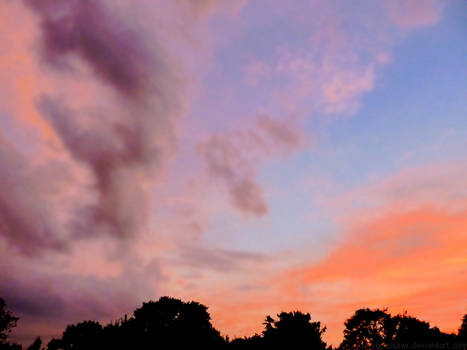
[244,60,271,86]
[198,115,304,216]
[385,0,443,29]
[173,244,266,272]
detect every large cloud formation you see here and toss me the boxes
[28,0,185,240]
[0,0,190,254]
[0,251,165,343]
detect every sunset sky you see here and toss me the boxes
[1,0,466,346]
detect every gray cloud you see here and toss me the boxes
[0,0,189,249]
[0,134,79,255]
[25,0,157,98]
[198,115,304,216]
[2,256,165,345]
[174,244,266,272]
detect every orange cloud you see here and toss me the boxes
[271,160,467,344]
[177,162,467,345]
[275,205,467,344]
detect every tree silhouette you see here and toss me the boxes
[0,298,21,350]
[26,337,42,350]
[339,308,394,349]
[458,314,467,342]
[391,313,431,344]
[392,313,456,346]
[262,311,327,349]
[46,337,63,350]
[130,296,224,348]
[0,299,18,345]
[45,297,224,349]
[228,334,263,349]
[340,308,458,350]
[1,293,465,350]
[100,318,132,350]
[60,321,103,350]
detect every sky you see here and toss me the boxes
[1,0,466,346]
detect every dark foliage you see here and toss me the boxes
[0,299,20,350]
[2,296,466,349]
[47,296,225,350]
[26,337,41,350]
[229,334,263,349]
[262,311,327,349]
[458,314,467,341]
[0,299,18,343]
[340,308,459,350]
[60,321,103,350]
[227,310,328,349]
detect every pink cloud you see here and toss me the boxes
[242,18,392,117]
[179,0,247,17]
[0,0,222,254]
[385,0,443,29]
[244,60,271,86]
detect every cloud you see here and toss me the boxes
[385,0,443,29]
[1,253,165,344]
[323,161,467,220]
[241,0,443,118]
[270,161,467,344]
[277,206,467,344]
[0,132,94,255]
[25,0,158,98]
[0,0,203,254]
[174,161,467,345]
[198,115,304,216]
[172,244,266,272]
[273,45,383,115]
[25,0,186,241]
[239,2,394,117]
[244,60,271,86]
[0,0,254,343]
[178,0,246,17]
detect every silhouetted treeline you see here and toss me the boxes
[1,296,466,349]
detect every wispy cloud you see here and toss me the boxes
[198,115,304,215]
[385,0,444,29]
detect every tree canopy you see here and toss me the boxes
[340,308,458,350]
[458,314,467,341]
[262,311,327,349]
[0,298,20,350]
[1,296,466,350]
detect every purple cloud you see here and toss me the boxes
[0,0,189,249]
[198,115,304,216]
